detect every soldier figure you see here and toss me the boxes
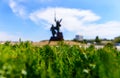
[50,24,56,37]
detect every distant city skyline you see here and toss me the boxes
[0,0,120,41]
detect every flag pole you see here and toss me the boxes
[54,8,56,22]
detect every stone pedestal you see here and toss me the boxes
[49,32,64,41]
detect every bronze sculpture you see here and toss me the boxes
[49,17,64,43]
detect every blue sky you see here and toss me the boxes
[0,0,120,41]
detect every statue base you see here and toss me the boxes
[49,32,64,41]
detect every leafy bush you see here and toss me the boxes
[0,41,120,78]
[114,36,120,43]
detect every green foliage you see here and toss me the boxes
[4,41,11,46]
[104,43,114,48]
[114,36,120,43]
[0,41,120,78]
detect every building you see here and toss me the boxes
[75,35,83,41]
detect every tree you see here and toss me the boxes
[95,36,101,43]
[114,36,120,43]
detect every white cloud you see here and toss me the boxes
[29,7,100,29]
[78,21,120,39]
[29,7,120,39]
[8,0,52,19]
[8,0,27,18]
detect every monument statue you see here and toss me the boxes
[49,17,64,43]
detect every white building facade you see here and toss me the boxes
[75,35,83,41]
